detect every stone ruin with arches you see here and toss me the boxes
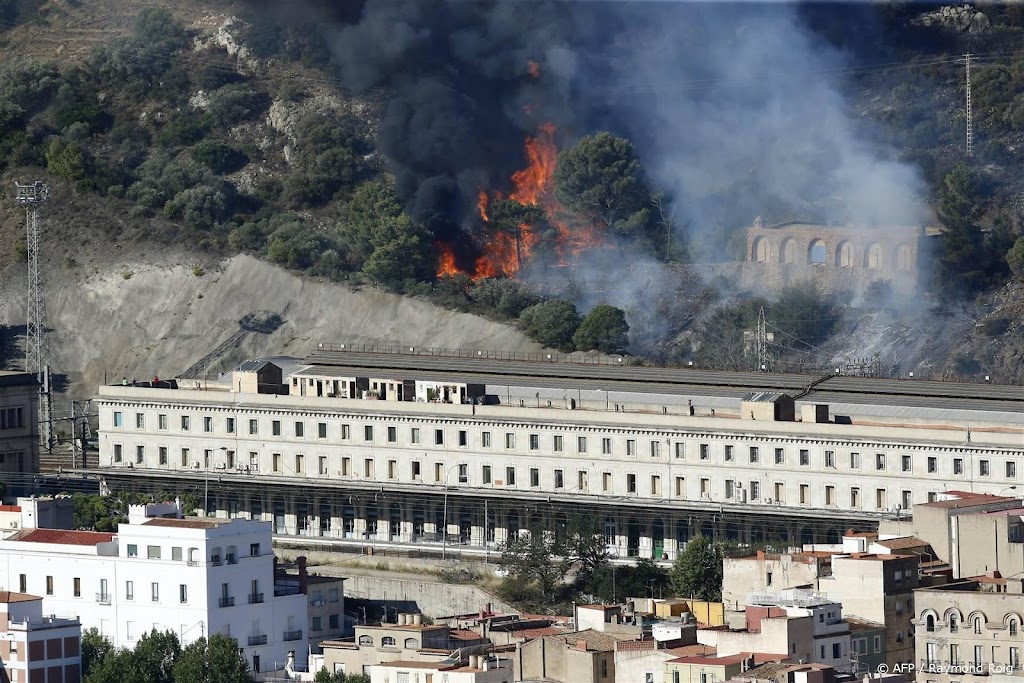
[742,217,941,298]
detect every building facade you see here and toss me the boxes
[0,591,81,683]
[0,505,307,675]
[0,372,39,493]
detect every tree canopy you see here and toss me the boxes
[519,299,581,352]
[173,634,252,683]
[937,162,987,290]
[573,304,630,353]
[669,536,724,601]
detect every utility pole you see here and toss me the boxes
[15,181,52,451]
[965,52,973,157]
[756,306,769,372]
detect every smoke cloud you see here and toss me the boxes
[314,1,926,348]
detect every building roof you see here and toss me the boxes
[846,618,885,631]
[615,640,658,652]
[374,661,453,670]
[666,644,717,658]
[514,626,564,640]
[0,591,42,603]
[840,552,912,562]
[670,653,788,666]
[142,518,224,529]
[874,536,928,550]
[7,529,114,546]
[918,492,1020,509]
[742,391,790,403]
[238,359,279,372]
[546,629,631,652]
[734,661,799,681]
[0,505,21,513]
[449,629,483,641]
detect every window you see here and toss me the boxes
[578,436,588,453]
[151,582,159,602]
[272,420,282,436]
[602,438,612,455]
[750,480,760,499]
[530,468,540,487]
[851,487,860,507]
[876,453,885,470]
[553,435,563,452]
[482,431,491,448]
[182,415,193,431]
[766,571,773,587]
[435,429,444,446]
[876,488,887,509]
[700,444,709,460]
[136,412,145,429]
[749,446,759,463]
[799,449,809,466]
[136,445,144,464]
[975,645,983,666]
[319,456,328,475]
[701,478,710,497]
[364,459,374,478]
[901,454,912,472]
[382,636,396,647]
[1011,619,1019,636]
[953,458,964,475]
[457,463,468,483]
[364,425,373,442]
[227,417,235,434]
[850,452,860,469]
[554,470,564,489]
[627,473,637,493]
[172,547,182,561]
[127,543,138,557]
[114,411,123,428]
[799,484,809,504]
[201,416,212,433]
[725,445,734,461]
[114,444,123,463]
[358,635,372,646]
[1012,647,1020,669]
[158,414,167,430]
[1009,462,1018,478]
[384,426,397,444]
[329,614,340,629]
[457,430,468,447]
[902,490,912,510]
[832,643,841,659]
[126,581,134,600]
[927,456,937,474]
[981,460,991,477]
[250,543,260,557]
[482,465,491,484]
[675,476,686,497]
[73,577,81,597]
[826,486,835,506]
[651,475,661,496]
[294,421,304,438]
[317,422,327,439]
[312,616,322,632]
[603,472,612,492]
[650,440,661,458]
[809,239,826,264]
[147,545,161,559]
[774,482,784,502]
[18,574,26,593]
[774,448,784,464]
[675,442,685,459]
[342,457,351,476]
[529,434,539,451]
[409,427,418,444]
[273,453,281,473]
[159,447,167,465]
[295,453,304,474]
[506,467,516,486]
[950,614,958,632]
[505,433,516,449]
[180,584,188,604]
[825,451,835,468]
[248,418,257,435]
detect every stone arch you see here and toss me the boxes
[1005,612,1022,635]
[752,237,769,263]
[968,611,987,634]
[894,243,912,271]
[835,241,853,267]
[944,607,963,631]
[865,243,882,269]
[780,238,796,264]
[808,239,826,264]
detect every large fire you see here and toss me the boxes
[436,118,604,279]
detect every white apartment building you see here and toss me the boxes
[84,351,1024,560]
[0,504,307,675]
[0,591,81,683]
[369,656,512,683]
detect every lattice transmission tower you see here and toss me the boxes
[756,306,769,372]
[15,181,53,450]
[965,52,973,156]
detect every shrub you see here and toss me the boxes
[195,53,244,91]
[519,299,582,352]
[981,317,1010,337]
[203,84,269,129]
[192,265,205,277]
[164,185,232,230]
[190,139,248,173]
[158,110,211,147]
[573,304,629,354]
[45,138,91,185]
[1007,236,1024,281]
[470,278,540,319]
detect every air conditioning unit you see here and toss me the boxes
[215,463,226,470]
[192,461,201,469]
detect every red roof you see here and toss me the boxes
[0,505,21,513]
[448,629,483,641]
[515,627,564,640]
[10,529,114,546]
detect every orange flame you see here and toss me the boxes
[478,191,489,222]
[436,242,460,278]
[528,60,540,79]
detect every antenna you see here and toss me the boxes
[965,52,973,157]
[15,181,53,450]
[756,306,769,372]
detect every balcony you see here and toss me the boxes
[247,634,268,646]
[248,593,264,604]
[95,593,111,605]
[283,629,304,641]
[218,596,235,608]
[186,560,200,567]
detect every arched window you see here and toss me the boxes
[975,616,983,634]
[926,614,935,632]
[226,545,237,564]
[1010,618,1018,636]
[865,243,882,269]
[894,244,912,271]
[835,241,853,267]
[949,614,958,632]
[808,239,826,264]
[187,547,199,564]
[781,238,796,264]
[382,636,396,647]
[358,635,372,646]
[752,237,769,263]
[210,546,222,564]
[404,637,418,649]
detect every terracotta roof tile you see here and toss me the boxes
[8,529,113,546]
[615,640,658,652]
[0,591,42,603]
[449,629,483,641]
[874,537,928,550]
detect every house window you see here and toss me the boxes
[409,427,418,444]
[248,419,257,435]
[273,453,281,473]
[825,451,835,468]
[927,456,937,474]
[387,426,397,443]
[876,453,885,470]
[750,480,760,500]
[1009,462,1017,478]
[850,452,860,469]
[950,614,958,632]
[172,547,182,561]
[1011,619,1019,636]
[580,471,589,491]
[954,458,964,475]
[799,484,809,504]
[114,411,123,428]
[227,417,235,434]
[342,457,351,476]
[799,449,809,466]
[114,444,123,463]
[180,584,188,604]
[204,416,213,433]
[126,581,134,600]
[602,438,612,455]
[530,468,540,487]
[529,434,539,451]
[482,431,492,448]
[151,582,159,602]
[901,455,912,472]
[675,476,685,497]
[319,456,328,475]
[749,446,759,463]
[158,414,167,430]
[578,436,588,453]
[675,442,685,459]
[701,478,710,497]
[136,445,144,464]
[851,487,860,507]
[825,486,835,506]
[295,453,304,474]
[364,425,374,441]
[250,543,260,557]
[272,420,281,436]
[458,463,468,483]
[506,467,516,486]
[774,448,784,464]
[700,444,709,460]
[459,430,468,447]
[603,472,613,492]
[980,460,991,477]
[651,475,661,496]
[382,636,396,647]
[725,445,734,461]
[365,459,374,478]
[651,441,661,458]
[434,463,443,482]
[876,488,887,509]
[435,429,444,446]
[318,422,327,439]
[554,435,564,452]
[554,470,564,489]
[147,545,161,559]
[627,474,637,493]
[506,433,516,449]
[135,413,145,429]
[159,447,167,465]
[482,465,491,484]
[73,577,81,597]
[294,421,304,438]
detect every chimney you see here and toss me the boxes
[413,613,423,625]
[576,640,588,651]
[286,651,295,672]
[398,613,407,626]
[298,556,308,595]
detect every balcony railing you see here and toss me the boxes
[186,560,200,566]
[283,629,304,641]
[95,593,111,605]
[218,596,235,607]
[248,593,264,604]
[247,634,268,646]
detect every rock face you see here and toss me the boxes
[915,4,991,33]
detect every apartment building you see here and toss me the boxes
[0,591,81,683]
[0,371,39,492]
[665,653,789,683]
[0,496,73,539]
[914,576,1024,683]
[515,630,626,683]
[369,656,512,683]
[0,502,307,675]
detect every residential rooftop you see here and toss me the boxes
[142,518,227,529]
[0,591,42,604]
[6,529,114,546]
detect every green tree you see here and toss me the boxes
[937,162,986,290]
[190,139,247,173]
[669,536,724,601]
[573,304,629,353]
[173,634,252,683]
[499,526,566,601]
[488,198,546,269]
[81,627,113,679]
[45,138,90,185]
[313,669,371,683]
[362,224,435,288]
[1007,236,1024,281]
[519,299,581,352]
[593,558,670,602]
[469,278,541,319]
[553,131,655,243]
[335,181,409,268]
[126,629,180,683]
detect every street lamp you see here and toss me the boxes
[999,486,1019,497]
[441,464,462,560]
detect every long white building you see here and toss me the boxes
[83,349,1024,560]
[0,502,307,674]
